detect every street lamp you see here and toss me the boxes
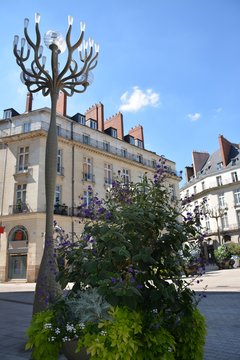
[13,13,99,313]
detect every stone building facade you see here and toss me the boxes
[0,93,180,282]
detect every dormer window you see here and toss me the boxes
[217,162,223,170]
[86,118,97,129]
[78,115,85,125]
[3,109,12,119]
[3,108,19,119]
[136,139,143,148]
[111,128,117,138]
[129,136,135,145]
[71,113,85,125]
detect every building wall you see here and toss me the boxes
[181,159,240,247]
[0,105,180,282]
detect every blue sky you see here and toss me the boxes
[1,0,240,184]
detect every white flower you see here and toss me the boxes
[66,323,76,333]
[48,336,56,342]
[62,336,70,342]
[44,323,52,329]
[79,322,85,329]
[100,330,107,336]
[55,327,61,334]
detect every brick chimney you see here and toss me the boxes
[128,125,144,147]
[219,135,232,167]
[104,112,124,140]
[192,151,209,176]
[25,92,33,113]
[56,91,67,116]
[85,103,104,131]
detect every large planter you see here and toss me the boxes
[62,340,89,360]
[217,260,231,269]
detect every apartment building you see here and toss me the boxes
[180,135,240,259]
[0,92,180,282]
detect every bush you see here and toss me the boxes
[225,242,240,256]
[28,163,206,359]
[214,245,231,263]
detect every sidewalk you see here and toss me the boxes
[0,268,240,359]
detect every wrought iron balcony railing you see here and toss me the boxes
[0,120,181,177]
[9,203,30,214]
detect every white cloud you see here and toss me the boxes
[187,112,201,121]
[119,86,160,113]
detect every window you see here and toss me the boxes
[217,162,223,170]
[129,136,135,145]
[83,190,93,208]
[137,154,143,163]
[23,123,31,133]
[57,149,63,175]
[221,213,229,229]
[16,184,27,204]
[186,189,189,197]
[104,163,113,185]
[234,189,240,205]
[218,193,225,207]
[121,148,127,158]
[83,134,90,145]
[122,169,130,184]
[83,157,94,182]
[55,185,61,204]
[193,186,197,194]
[205,216,211,231]
[18,146,29,172]
[56,125,61,136]
[236,211,240,227]
[201,181,205,190]
[231,171,238,182]
[152,160,156,168]
[136,139,143,148]
[89,120,97,129]
[79,115,85,125]
[110,128,117,138]
[103,142,110,152]
[3,109,12,119]
[216,176,222,186]
[169,184,176,200]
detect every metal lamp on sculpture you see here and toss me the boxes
[13,13,99,313]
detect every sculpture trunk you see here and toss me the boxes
[33,47,62,314]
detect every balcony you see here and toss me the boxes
[82,173,95,183]
[14,165,33,179]
[0,120,181,176]
[54,204,69,216]
[9,203,30,214]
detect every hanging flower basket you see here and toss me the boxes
[0,226,5,234]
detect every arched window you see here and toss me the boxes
[8,225,28,251]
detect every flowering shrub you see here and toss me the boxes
[27,163,206,359]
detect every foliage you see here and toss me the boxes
[214,245,231,263]
[57,168,202,317]
[27,160,206,359]
[77,306,175,360]
[172,308,206,360]
[25,310,61,360]
[225,242,240,256]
